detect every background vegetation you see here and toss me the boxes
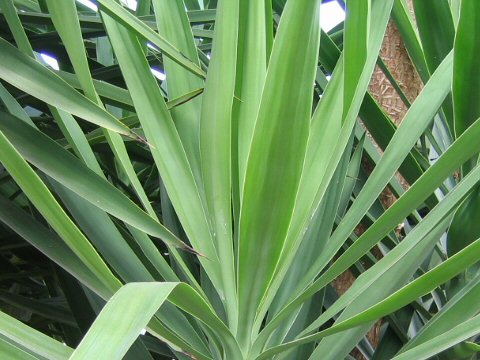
[0,0,479,359]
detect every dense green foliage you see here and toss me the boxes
[0,0,479,359]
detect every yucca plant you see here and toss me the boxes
[0,0,479,358]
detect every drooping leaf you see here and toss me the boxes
[0,38,133,137]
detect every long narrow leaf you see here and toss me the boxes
[70,283,241,360]
[452,0,480,138]
[96,0,205,78]
[0,112,191,253]
[0,129,121,294]
[0,311,72,360]
[237,0,321,346]
[0,38,132,137]
[101,13,223,294]
[198,0,239,328]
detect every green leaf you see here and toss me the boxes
[391,0,430,82]
[0,195,103,294]
[0,290,76,327]
[413,0,455,73]
[0,83,34,125]
[254,0,394,332]
[152,0,204,188]
[0,123,121,295]
[234,0,267,189]
[56,71,134,110]
[400,276,480,353]
[265,137,355,346]
[2,1,480,359]
[0,310,72,360]
[0,112,191,253]
[0,0,34,55]
[315,27,429,193]
[0,38,132,137]
[0,337,46,360]
[299,51,453,298]
[412,0,455,131]
[447,189,480,256]
[232,0,268,256]
[96,0,206,78]
[47,0,158,217]
[256,157,480,358]
[237,0,321,346]
[452,0,480,139]
[3,0,160,286]
[198,0,239,328]
[343,0,370,119]
[391,314,480,360]
[255,110,480,354]
[101,13,224,297]
[70,283,241,360]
